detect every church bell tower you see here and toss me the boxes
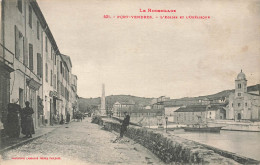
[235,70,247,98]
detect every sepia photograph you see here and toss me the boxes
[0,0,260,164]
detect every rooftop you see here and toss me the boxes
[175,105,207,112]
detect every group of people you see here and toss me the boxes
[75,112,84,122]
[6,99,35,138]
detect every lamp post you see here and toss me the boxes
[165,116,168,133]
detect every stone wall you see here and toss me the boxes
[93,118,259,164]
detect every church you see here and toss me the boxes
[227,70,260,121]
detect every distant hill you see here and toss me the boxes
[78,84,259,112]
[78,95,154,113]
[172,84,260,102]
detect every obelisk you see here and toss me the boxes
[100,84,106,116]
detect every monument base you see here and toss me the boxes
[100,109,106,116]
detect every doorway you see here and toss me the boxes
[237,113,241,120]
[19,88,23,107]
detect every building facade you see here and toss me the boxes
[0,0,14,129]
[174,105,208,124]
[173,104,226,124]
[70,74,78,119]
[112,101,135,117]
[227,71,260,121]
[0,0,78,132]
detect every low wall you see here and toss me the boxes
[93,117,259,164]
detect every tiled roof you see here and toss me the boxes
[61,54,72,68]
[175,105,207,112]
[209,103,228,110]
[246,92,260,96]
[129,109,164,113]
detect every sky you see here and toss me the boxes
[37,0,260,99]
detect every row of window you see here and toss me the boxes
[15,25,41,75]
[58,82,69,101]
[15,25,59,89]
[231,102,248,107]
[59,61,70,83]
[18,0,37,37]
[18,0,55,62]
[16,0,70,93]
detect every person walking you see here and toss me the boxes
[23,101,35,138]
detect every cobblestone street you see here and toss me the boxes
[0,118,165,165]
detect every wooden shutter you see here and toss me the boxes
[23,37,28,66]
[51,70,53,86]
[54,74,56,89]
[37,53,41,77]
[41,55,43,77]
[45,63,47,82]
[29,44,33,70]
[15,25,20,59]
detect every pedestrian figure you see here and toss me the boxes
[20,104,26,135]
[6,99,21,138]
[66,113,70,123]
[120,112,130,138]
[113,112,130,143]
[60,114,64,124]
[80,113,83,122]
[23,101,35,138]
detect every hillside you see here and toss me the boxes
[78,95,154,113]
[172,84,259,102]
[78,84,259,112]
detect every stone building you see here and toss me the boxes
[70,74,78,118]
[55,54,77,123]
[0,0,78,131]
[151,96,170,110]
[174,105,208,124]
[227,70,260,121]
[164,105,181,122]
[174,104,226,124]
[42,22,60,126]
[207,104,227,120]
[130,108,164,117]
[1,0,45,128]
[0,1,14,129]
[112,101,135,117]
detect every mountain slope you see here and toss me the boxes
[78,84,259,112]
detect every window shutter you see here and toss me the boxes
[23,37,28,66]
[45,63,48,82]
[53,74,56,89]
[41,55,43,77]
[29,44,33,70]
[15,25,20,59]
[51,70,53,86]
[37,53,41,77]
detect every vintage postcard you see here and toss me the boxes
[0,0,260,165]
